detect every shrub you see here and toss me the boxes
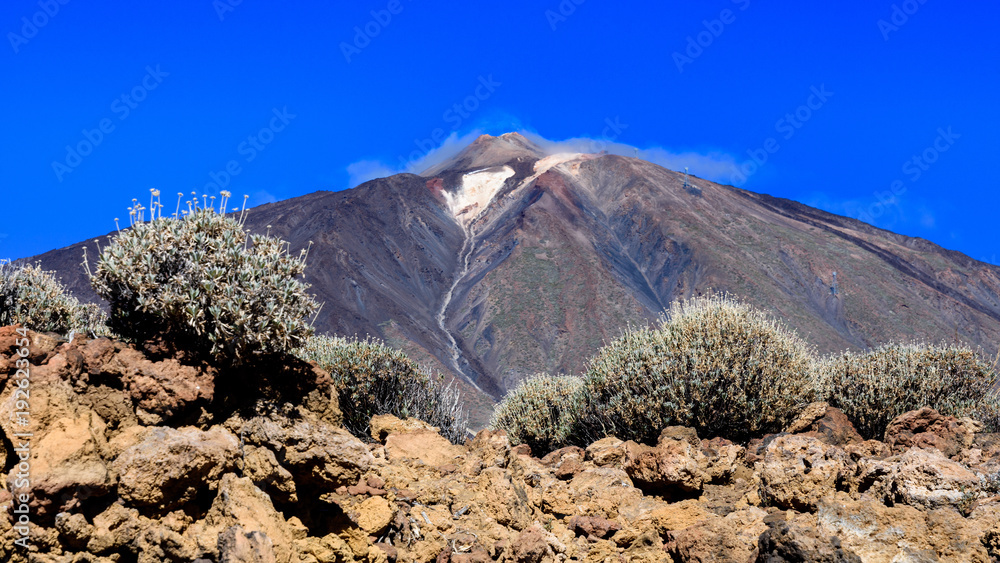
[0,260,106,335]
[579,294,815,444]
[296,335,468,444]
[818,343,1000,439]
[490,374,584,455]
[88,192,317,365]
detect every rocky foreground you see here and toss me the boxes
[2,327,1000,562]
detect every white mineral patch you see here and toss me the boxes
[443,166,515,225]
[533,152,585,176]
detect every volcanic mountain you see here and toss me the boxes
[32,133,1000,426]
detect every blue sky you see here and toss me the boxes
[2,0,998,264]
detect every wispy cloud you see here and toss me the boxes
[636,148,741,184]
[344,130,488,189]
[249,190,278,207]
[520,131,741,184]
[406,131,486,173]
[344,130,740,188]
[346,160,398,189]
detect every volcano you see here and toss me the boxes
[32,133,1000,426]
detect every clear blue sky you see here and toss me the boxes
[2,0,998,264]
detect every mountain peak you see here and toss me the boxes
[422,132,545,176]
[472,131,536,148]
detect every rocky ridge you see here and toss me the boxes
[2,326,1000,562]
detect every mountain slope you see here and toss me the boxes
[30,133,1000,425]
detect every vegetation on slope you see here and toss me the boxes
[295,335,469,444]
[4,191,998,456]
[491,295,1000,455]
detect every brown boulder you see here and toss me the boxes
[370,414,440,443]
[54,511,94,550]
[0,378,114,521]
[755,513,862,562]
[665,507,767,563]
[241,445,298,504]
[540,446,585,480]
[622,438,706,496]
[86,502,145,554]
[958,432,1000,474]
[385,429,465,467]
[756,435,854,512]
[567,515,620,540]
[112,426,239,512]
[189,473,300,563]
[585,436,626,467]
[78,384,139,436]
[293,363,342,428]
[884,407,975,458]
[843,439,892,460]
[292,534,355,563]
[133,521,200,563]
[566,467,642,520]
[0,326,15,387]
[352,496,393,535]
[510,523,565,562]
[238,413,373,492]
[78,336,119,375]
[218,526,278,563]
[109,348,216,424]
[475,467,536,529]
[699,437,746,483]
[809,498,993,561]
[785,402,863,447]
[464,428,512,473]
[858,447,980,509]
[25,329,60,364]
[619,497,709,538]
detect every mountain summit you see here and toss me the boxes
[423,132,546,175]
[33,134,1000,425]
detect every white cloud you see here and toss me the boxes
[344,131,486,189]
[346,160,398,188]
[403,130,486,174]
[250,190,278,206]
[519,131,741,184]
[637,148,742,184]
[345,129,742,189]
